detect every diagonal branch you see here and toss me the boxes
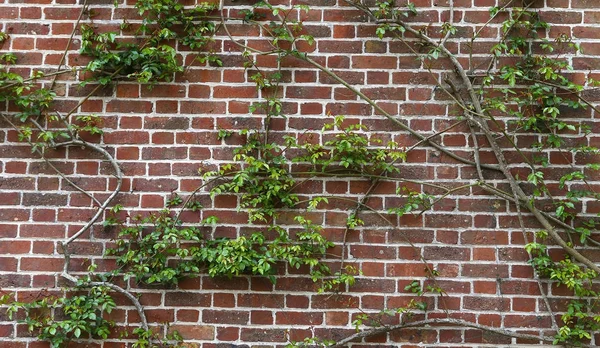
[347,0,600,275]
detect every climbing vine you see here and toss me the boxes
[2,0,600,347]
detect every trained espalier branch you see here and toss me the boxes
[0,48,148,347]
[1,0,600,347]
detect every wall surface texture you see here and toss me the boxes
[2,0,600,347]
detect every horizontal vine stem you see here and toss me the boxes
[329,318,560,348]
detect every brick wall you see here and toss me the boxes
[1,0,600,347]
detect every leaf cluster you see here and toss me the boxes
[4,287,115,348]
[80,1,218,85]
[295,115,406,174]
[105,206,337,288]
[527,241,600,345]
[210,131,299,223]
[0,55,56,123]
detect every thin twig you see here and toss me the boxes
[0,114,102,206]
[439,0,454,47]
[344,0,582,331]
[49,0,89,90]
[0,70,77,91]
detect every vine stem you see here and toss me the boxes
[65,66,125,118]
[338,177,378,271]
[16,116,102,206]
[175,172,232,222]
[529,77,600,115]
[1,114,147,333]
[438,0,454,47]
[442,66,562,330]
[0,36,149,334]
[49,0,89,91]
[328,317,560,348]
[417,183,479,216]
[476,182,558,333]
[218,0,499,172]
[450,79,560,332]
[51,139,122,245]
[294,194,452,316]
[481,182,600,248]
[262,0,456,308]
[288,169,452,193]
[298,54,500,172]
[52,139,149,334]
[405,119,466,153]
[221,0,478,320]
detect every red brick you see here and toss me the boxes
[203,310,248,325]
[353,56,398,69]
[168,325,214,340]
[165,293,211,307]
[238,294,283,308]
[276,311,323,325]
[107,100,153,113]
[240,328,286,342]
[20,257,63,272]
